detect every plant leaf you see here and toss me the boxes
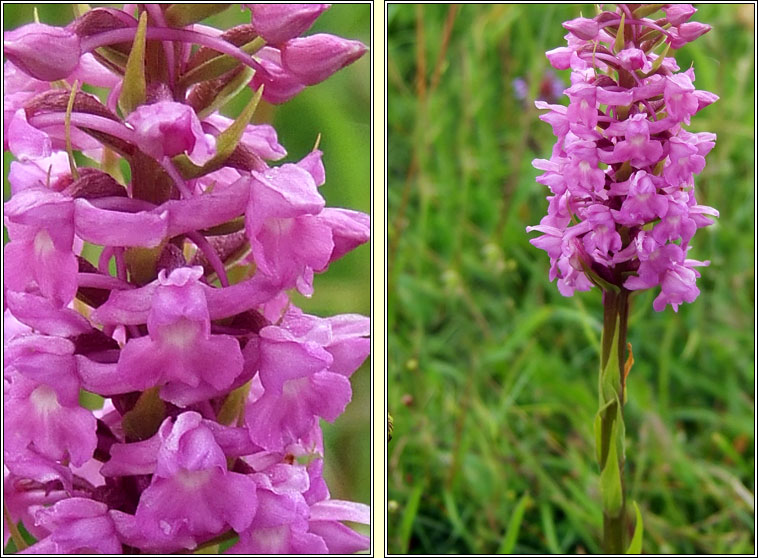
[600,414,623,515]
[118,11,148,115]
[626,501,644,554]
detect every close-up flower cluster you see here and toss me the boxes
[527,3,719,311]
[3,4,369,554]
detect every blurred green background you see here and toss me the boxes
[3,4,370,512]
[388,4,754,555]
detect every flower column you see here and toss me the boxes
[527,4,718,553]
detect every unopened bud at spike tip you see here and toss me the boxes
[281,33,368,86]
[4,23,82,81]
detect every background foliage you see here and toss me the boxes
[3,3,370,511]
[387,4,754,554]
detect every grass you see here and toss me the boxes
[3,2,370,530]
[387,4,754,555]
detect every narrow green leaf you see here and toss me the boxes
[614,13,626,54]
[178,38,265,88]
[118,11,148,115]
[626,501,644,554]
[600,417,623,515]
[443,490,476,552]
[173,85,264,179]
[164,4,231,27]
[539,501,561,554]
[399,484,423,554]
[196,66,255,120]
[497,492,531,554]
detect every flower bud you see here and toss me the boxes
[251,46,306,104]
[563,17,599,40]
[281,33,367,86]
[669,22,711,49]
[663,4,697,26]
[250,4,330,45]
[545,47,573,70]
[3,23,81,81]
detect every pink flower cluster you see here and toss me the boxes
[4,4,370,554]
[527,4,719,311]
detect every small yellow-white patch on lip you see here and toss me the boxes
[160,319,202,349]
[266,217,295,235]
[30,385,60,414]
[175,469,212,489]
[33,229,55,258]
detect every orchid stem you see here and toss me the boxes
[598,289,630,554]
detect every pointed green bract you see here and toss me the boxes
[626,501,644,554]
[646,44,671,75]
[164,4,231,27]
[196,66,255,120]
[614,13,626,54]
[217,381,252,426]
[632,4,664,19]
[122,386,166,442]
[178,38,265,88]
[118,12,148,116]
[65,81,80,180]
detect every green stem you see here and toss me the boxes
[598,289,630,554]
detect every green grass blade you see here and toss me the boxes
[498,492,531,554]
[399,484,423,554]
